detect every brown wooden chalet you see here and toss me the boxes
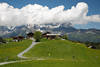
[42,32,61,39]
[12,36,24,42]
[42,32,51,37]
[27,32,34,38]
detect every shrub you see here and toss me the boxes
[34,31,42,42]
[62,34,68,40]
[0,37,6,44]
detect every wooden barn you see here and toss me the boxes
[42,32,61,39]
[42,32,51,37]
[12,36,24,42]
[27,32,34,38]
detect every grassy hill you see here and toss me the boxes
[0,40,100,67]
[23,40,100,61]
[0,39,32,62]
[1,60,100,67]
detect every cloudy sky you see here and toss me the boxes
[0,0,100,29]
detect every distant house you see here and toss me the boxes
[27,32,34,38]
[12,36,24,42]
[42,32,61,39]
[88,46,96,49]
[0,37,6,44]
[42,32,51,37]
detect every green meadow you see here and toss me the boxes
[0,39,32,62]
[24,40,100,61]
[0,40,100,67]
[0,60,100,67]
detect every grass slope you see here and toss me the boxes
[0,39,32,62]
[24,40,100,60]
[0,60,100,67]
[0,40,100,67]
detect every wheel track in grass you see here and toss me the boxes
[0,38,39,66]
[17,41,38,59]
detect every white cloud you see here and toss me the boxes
[0,2,100,27]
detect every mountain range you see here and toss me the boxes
[0,22,100,43]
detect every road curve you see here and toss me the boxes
[0,60,32,66]
[0,39,38,66]
[17,41,38,58]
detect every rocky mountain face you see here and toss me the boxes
[0,22,100,42]
[0,25,31,37]
[68,29,100,43]
[0,22,75,37]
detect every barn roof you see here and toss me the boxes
[46,34,61,36]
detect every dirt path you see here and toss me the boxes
[0,39,38,66]
[0,60,32,66]
[17,41,38,58]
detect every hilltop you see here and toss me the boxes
[1,40,100,67]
